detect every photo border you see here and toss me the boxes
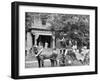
[11,1,98,79]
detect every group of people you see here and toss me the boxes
[59,44,90,65]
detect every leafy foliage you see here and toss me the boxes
[48,14,89,48]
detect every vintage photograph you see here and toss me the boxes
[25,12,90,68]
[11,2,97,79]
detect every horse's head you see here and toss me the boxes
[33,46,38,55]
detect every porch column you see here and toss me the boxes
[52,35,55,48]
[35,34,39,46]
[26,32,32,55]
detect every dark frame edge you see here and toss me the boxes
[12,1,97,10]
[12,71,97,79]
[95,7,98,74]
[11,2,19,79]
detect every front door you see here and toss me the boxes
[37,35,52,48]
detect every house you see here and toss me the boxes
[25,13,56,52]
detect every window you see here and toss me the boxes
[41,17,47,25]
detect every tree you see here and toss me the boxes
[48,14,89,48]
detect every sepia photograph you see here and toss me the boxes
[25,12,90,68]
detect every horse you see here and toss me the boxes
[33,46,58,67]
